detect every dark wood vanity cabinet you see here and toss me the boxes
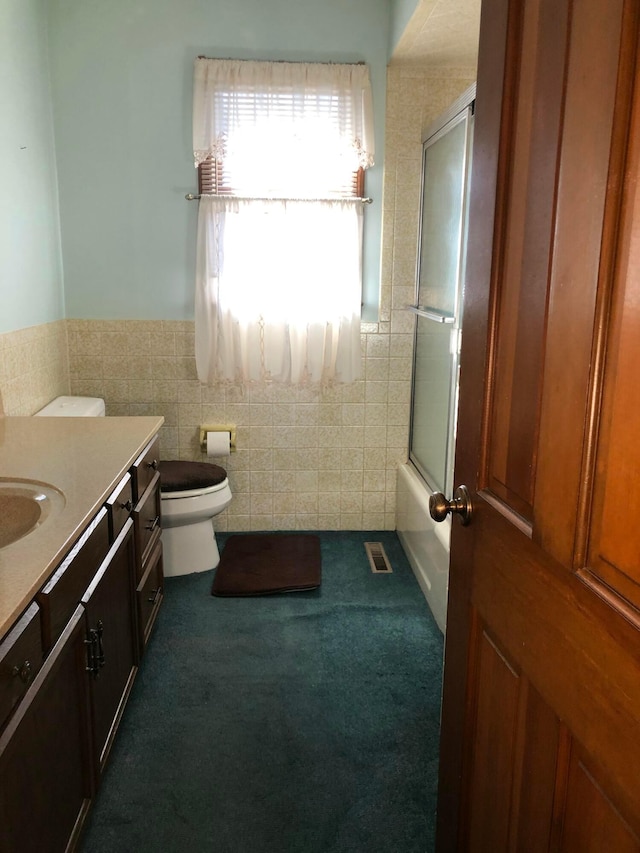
[0,431,163,853]
[0,522,138,853]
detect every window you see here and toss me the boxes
[192,58,375,386]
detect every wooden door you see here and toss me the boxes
[436,0,640,850]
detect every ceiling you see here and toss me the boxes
[391,0,482,68]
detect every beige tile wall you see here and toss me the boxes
[0,321,69,416]
[1,67,474,533]
[66,318,406,532]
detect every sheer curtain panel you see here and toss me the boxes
[192,59,375,386]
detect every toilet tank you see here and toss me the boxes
[35,396,106,417]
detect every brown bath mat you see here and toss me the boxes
[211,533,322,597]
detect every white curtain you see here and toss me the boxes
[195,196,363,384]
[192,59,374,386]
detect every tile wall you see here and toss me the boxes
[66,318,405,532]
[0,321,69,416]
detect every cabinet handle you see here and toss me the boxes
[85,631,99,676]
[95,620,105,670]
[85,620,106,677]
[147,587,163,604]
[120,499,133,512]
[146,515,160,532]
[11,660,32,684]
[147,459,159,471]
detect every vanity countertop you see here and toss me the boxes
[0,415,164,637]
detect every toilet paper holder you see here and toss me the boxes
[199,424,237,453]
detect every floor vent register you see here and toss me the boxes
[365,542,393,574]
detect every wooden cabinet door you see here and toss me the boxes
[437,0,640,849]
[0,607,93,853]
[82,518,138,774]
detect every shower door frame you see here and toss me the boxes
[408,87,476,500]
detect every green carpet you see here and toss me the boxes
[79,531,443,853]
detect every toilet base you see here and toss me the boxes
[161,518,221,577]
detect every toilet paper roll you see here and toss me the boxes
[206,430,231,457]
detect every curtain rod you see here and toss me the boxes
[185,193,372,204]
[196,56,365,65]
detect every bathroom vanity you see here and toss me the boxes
[0,415,163,853]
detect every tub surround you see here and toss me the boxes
[0,415,163,636]
[378,67,474,626]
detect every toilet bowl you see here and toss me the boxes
[35,397,232,576]
[159,460,232,577]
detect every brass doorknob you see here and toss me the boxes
[429,485,473,525]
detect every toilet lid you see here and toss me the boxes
[159,460,227,493]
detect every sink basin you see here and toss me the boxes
[0,480,66,549]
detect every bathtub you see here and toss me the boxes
[396,462,450,634]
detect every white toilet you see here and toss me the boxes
[158,460,232,577]
[34,396,232,577]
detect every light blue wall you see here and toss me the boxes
[389,0,420,56]
[47,0,391,323]
[0,0,65,334]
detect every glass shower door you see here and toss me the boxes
[409,104,473,496]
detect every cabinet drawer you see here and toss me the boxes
[106,472,133,543]
[131,436,160,504]
[137,541,163,652]
[37,509,110,652]
[0,603,43,731]
[133,473,161,574]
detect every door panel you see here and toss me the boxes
[437,0,640,849]
[472,512,640,826]
[486,0,569,520]
[465,622,562,853]
[511,684,559,853]
[586,67,640,612]
[465,627,520,852]
[561,750,640,852]
[534,0,630,566]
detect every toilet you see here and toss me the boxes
[158,460,232,577]
[35,396,232,577]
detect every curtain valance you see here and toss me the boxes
[192,58,375,172]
